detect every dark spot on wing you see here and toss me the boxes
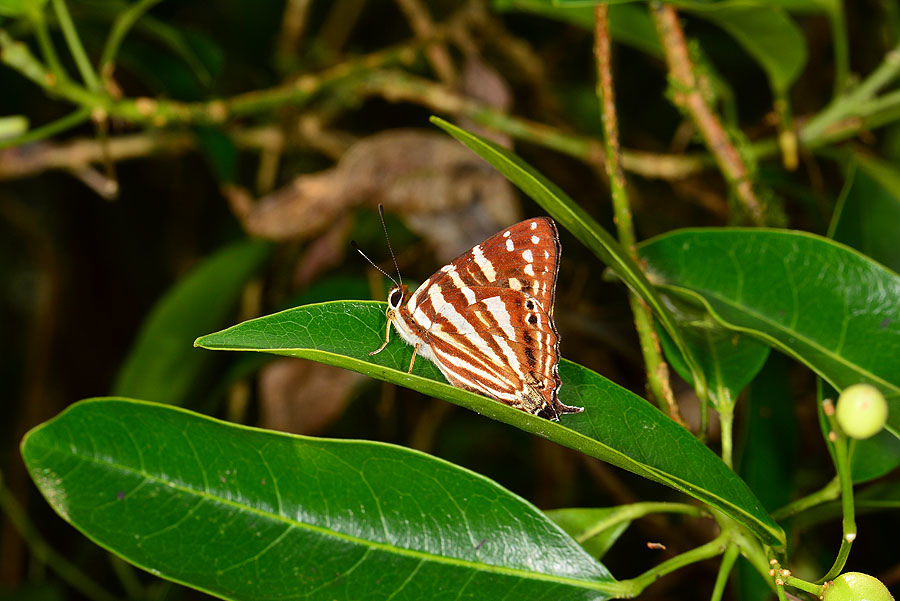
[528,314,538,325]
[525,347,536,367]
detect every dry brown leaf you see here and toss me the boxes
[258,357,365,435]
[225,129,520,260]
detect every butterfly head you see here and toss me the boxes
[387,284,409,313]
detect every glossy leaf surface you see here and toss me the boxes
[21,399,615,601]
[828,155,900,476]
[196,301,783,546]
[640,229,900,432]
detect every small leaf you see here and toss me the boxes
[546,507,631,559]
[22,398,616,601]
[640,229,900,433]
[113,239,271,405]
[655,297,770,408]
[196,301,784,547]
[831,154,900,273]
[429,117,710,404]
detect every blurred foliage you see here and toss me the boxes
[2,0,900,600]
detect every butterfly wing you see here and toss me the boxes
[404,217,560,319]
[425,286,580,418]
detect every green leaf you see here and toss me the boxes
[545,508,631,559]
[830,154,900,273]
[735,358,797,601]
[196,301,784,547]
[429,117,710,403]
[655,298,770,408]
[22,398,617,601]
[827,155,900,475]
[492,1,661,56]
[0,0,27,16]
[849,430,900,482]
[639,229,900,432]
[692,6,807,94]
[113,239,271,405]
[737,355,797,511]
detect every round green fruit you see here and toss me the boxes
[823,572,894,601]
[835,384,889,440]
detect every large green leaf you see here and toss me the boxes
[113,239,271,405]
[429,117,709,402]
[21,399,616,601]
[827,155,900,476]
[196,301,784,547]
[639,229,900,433]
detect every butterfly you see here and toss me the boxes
[361,214,583,421]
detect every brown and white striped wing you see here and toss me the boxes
[407,217,560,318]
[418,287,564,418]
[394,216,582,420]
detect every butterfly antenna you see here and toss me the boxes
[377,204,403,286]
[351,240,400,289]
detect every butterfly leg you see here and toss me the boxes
[407,343,419,374]
[369,312,393,356]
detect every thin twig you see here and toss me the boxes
[358,68,710,178]
[25,1,65,80]
[50,0,101,91]
[593,5,685,426]
[99,0,166,78]
[275,0,312,67]
[394,0,456,85]
[650,3,767,225]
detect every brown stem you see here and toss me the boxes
[394,0,457,85]
[594,6,684,425]
[0,78,709,183]
[276,0,312,65]
[650,3,766,225]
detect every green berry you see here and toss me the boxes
[823,572,894,601]
[835,384,889,440]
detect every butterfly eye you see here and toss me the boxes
[389,288,403,308]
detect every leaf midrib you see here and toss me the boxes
[661,284,900,395]
[37,441,614,592]
[196,341,782,545]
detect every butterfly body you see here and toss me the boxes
[377,217,583,421]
